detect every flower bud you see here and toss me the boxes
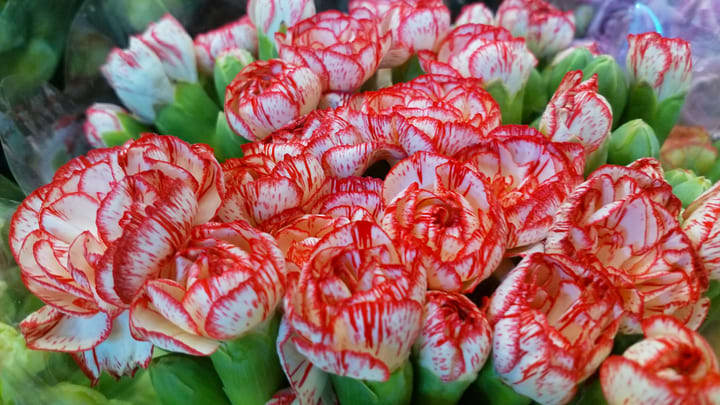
[83,103,149,148]
[582,55,628,128]
[607,119,660,166]
[545,46,594,95]
[413,291,492,405]
[665,169,711,208]
[213,48,255,101]
[149,354,231,405]
[660,125,719,176]
[622,33,693,143]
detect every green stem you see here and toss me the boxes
[210,313,284,405]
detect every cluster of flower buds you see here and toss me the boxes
[11,1,713,405]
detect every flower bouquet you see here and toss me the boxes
[2,0,720,404]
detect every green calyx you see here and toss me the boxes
[331,360,414,405]
[155,81,220,147]
[622,82,686,144]
[210,312,284,405]
[522,68,548,124]
[486,81,524,125]
[411,364,475,405]
[150,353,230,405]
[213,49,254,102]
[468,357,531,405]
[545,47,594,95]
[607,119,660,166]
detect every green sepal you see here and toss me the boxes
[331,360,413,405]
[649,94,686,145]
[582,55,628,129]
[212,112,248,161]
[210,313,284,405]
[665,168,711,208]
[568,377,607,405]
[545,47,594,95]
[155,82,220,145]
[150,354,230,405]
[621,82,657,134]
[258,29,279,60]
[412,364,473,405]
[391,55,425,84]
[486,81,524,125]
[214,49,255,102]
[522,68,548,124]
[585,136,610,177]
[468,357,531,405]
[100,112,150,147]
[607,119,660,166]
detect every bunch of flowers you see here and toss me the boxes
[3,0,720,405]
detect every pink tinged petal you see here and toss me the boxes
[139,14,198,83]
[683,181,720,280]
[83,103,127,148]
[382,152,452,204]
[193,16,258,73]
[101,37,174,123]
[99,179,199,304]
[599,356,678,405]
[219,177,304,225]
[277,317,338,405]
[322,143,406,178]
[9,184,48,261]
[40,192,100,245]
[397,7,451,54]
[130,296,219,356]
[456,3,494,25]
[414,291,491,382]
[73,311,153,381]
[294,337,391,381]
[466,39,537,96]
[627,32,693,101]
[20,306,111,352]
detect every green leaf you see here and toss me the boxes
[568,377,607,405]
[213,49,254,102]
[331,360,413,405]
[391,55,425,84]
[257,29,278,61]
[210,313,284,405]
[0,174,23,201]
[150,354,230,405]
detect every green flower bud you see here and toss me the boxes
[150,354,231,405]
[214,49,254,102]
[0,322,46,374]
[665,169,711,208]
[607,119,660,165]
[331,360,414,405]
[582,55,628,129]
[545,47,594,95]
[522,68,548,124]
[210,313,284,405]
[46,382,130,405]
[660,126,718,175]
